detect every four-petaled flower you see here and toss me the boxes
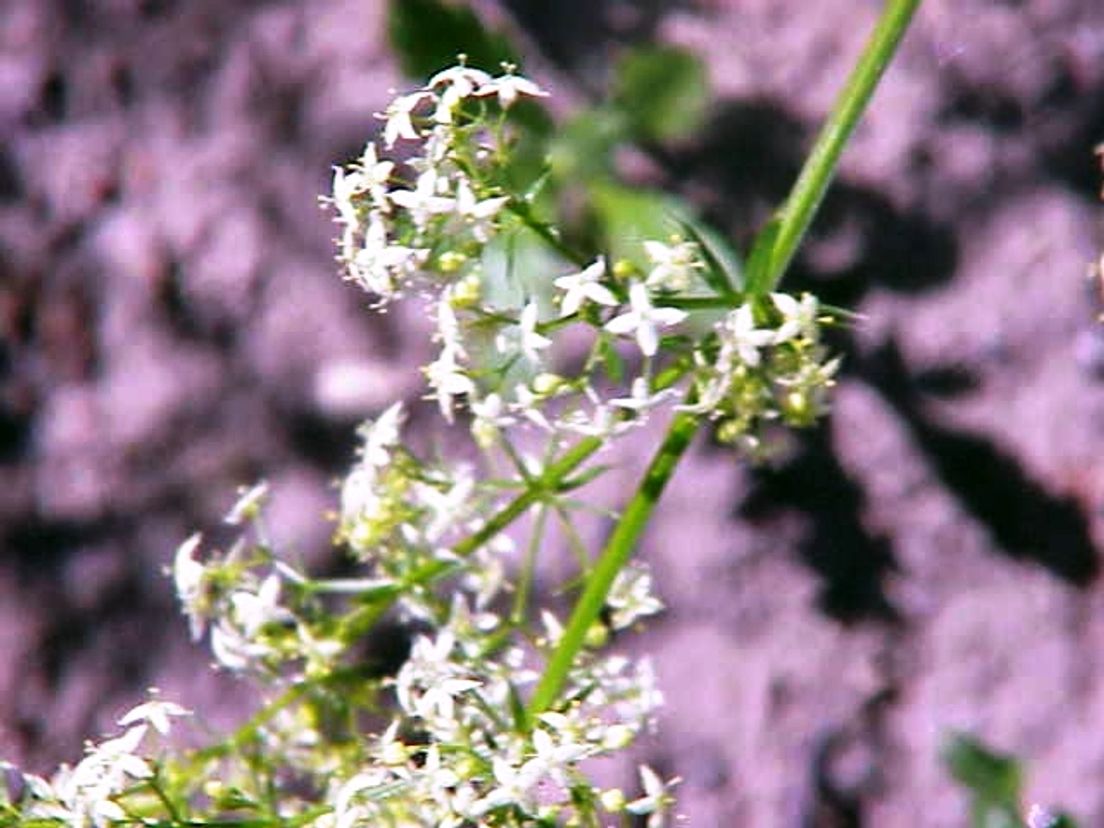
[604,282,688,357]
[723,303,775,367]
[554,257,617,318]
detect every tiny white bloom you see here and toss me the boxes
[553,257,617,317]
[470,392,516,447]
[425,345,475,423]
[230,574,293,638]
[389,169,457,229]
[511,383,552,430]
[518,301,552,363]
[604,282,688,357]
[476,71,549,109]
[172,534,209,641]
[224,481,269,525]
[455,178,509,242]
[643,238,703,292]
[626,765,677,828]
[118,693,191,736]
[380,90,429,146]
[609,377,679,413]
[771,291,819,343]
[606,562,664,629]
[356,141,395,212]
[358,401,405,468]
[427,64,493,97]
[429,64,493,124]
[350,212,427,296]
[724,303,775,366]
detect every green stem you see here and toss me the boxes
[747,0,922,295]
[337,435,604,643]
[527,411,701,719]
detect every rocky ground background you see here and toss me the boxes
[3,0,1104,824]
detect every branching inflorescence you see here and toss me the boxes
[3,63,841,828]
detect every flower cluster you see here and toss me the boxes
[686,292,839,455]
[3,60,840,828]
[3,695,190,828]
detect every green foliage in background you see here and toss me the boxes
[943,733,1077,828]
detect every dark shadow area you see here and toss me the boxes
[0,147,22,203]
[1036,82,1104,202]
[284,404,360,472]
[806,732,862,828]
[667,99,959,304]
[502,0,668,74]
[4,514,121,579]
[740,427,900,624]
[805,185,959,299]
[861,338,1099,584]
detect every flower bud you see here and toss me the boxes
[584,620,610,649]
[532,373,563,396]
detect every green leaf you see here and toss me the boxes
[674,214,743,296]
[943,732,1024,827]
[548,108,628,182]
[943,733,1022,805]
[558,464,614,492]
[587,181,686,266]
[612,45,709,143]
[743,215,782,297]
[599,337,625,384]
[506,680,527,731]
[387,0,518,80]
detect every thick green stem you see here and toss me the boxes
[746,0,922,295]
[527,0,921,721]
[527,411,701,719]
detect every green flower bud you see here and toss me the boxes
[611,258,636,282]
[532,372,563,396]
[600,788,627,813]
[584,620,610,649]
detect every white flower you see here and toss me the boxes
[722,303,775,367]
[526,726,592,785]
[331,166,364,260]
[229,574,293,638]
[172,534,209,641]
[117,693,191,736]
[425,345,475,423]
[417,469,474,543]
[428,64,493,96]
[553,257,617,317]
[356,141,395,212]
[210,619,272,671]
[396,632,482,727]
[626,765,677,828]
[771,291,819,343]
[476,71,549,109]
[1027,804,1060,828]
[389,169,457,230]
[511,383,552,431]
[470,392,516,447]
[604,282,688,357]
[518,301,552,363]
[380,90,429,147]
[643,239,703,292]
[224,481,268,525]
[609,377,679,413]
[428,64,493,123]
[350,212,426,296]
[471,755,541,817]
[455,178,509,242]
[357,402,405,468]
[606,563,664,629]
